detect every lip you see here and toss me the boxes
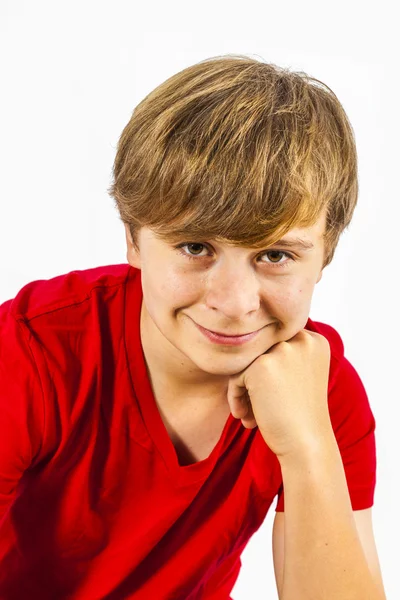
[193,321,267,346]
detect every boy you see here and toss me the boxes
[0,55,386,599]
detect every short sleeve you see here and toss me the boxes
[0,300,45,524]
[275,355,377,512]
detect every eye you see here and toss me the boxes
[174,243,296,269]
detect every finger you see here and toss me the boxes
[227,377,249,418]
[228,382,258,428]
[241,402,258,429]
[241,417,258,429]
[229,389,250,419]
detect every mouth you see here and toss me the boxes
[203,326,263,337]
[192,320,271,346]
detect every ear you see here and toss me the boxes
[316,269,323,284]
[124,223,141,269]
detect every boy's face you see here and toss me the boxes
[124,211,327,399]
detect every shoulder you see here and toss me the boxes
[305,317,373,417]
[305,317,345,392]
[305,317,344,359]
[0,263,133,384]
[5,263,131,323]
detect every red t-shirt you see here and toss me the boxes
[0,264,377,599]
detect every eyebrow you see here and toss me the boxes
[168,234,315,252]
[270,237,315,251]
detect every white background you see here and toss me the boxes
[1,1,398,598]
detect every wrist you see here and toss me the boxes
[277,431,340,471]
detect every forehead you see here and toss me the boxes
[275,210,326,245]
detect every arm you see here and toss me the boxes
[273,508,386,599]
[277,437,386,600]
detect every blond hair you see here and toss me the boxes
[109,54,358,268]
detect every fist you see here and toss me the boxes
[226,329,334,459]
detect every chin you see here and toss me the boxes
[193,348,267,374]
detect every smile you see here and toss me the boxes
[193,321,270,346]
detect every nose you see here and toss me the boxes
[204,263,261,318]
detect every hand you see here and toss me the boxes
[226,329,334,460]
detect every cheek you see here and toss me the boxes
[269,280,313,313]
[154,270,200,306]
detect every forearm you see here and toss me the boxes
[278,435,384,600]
